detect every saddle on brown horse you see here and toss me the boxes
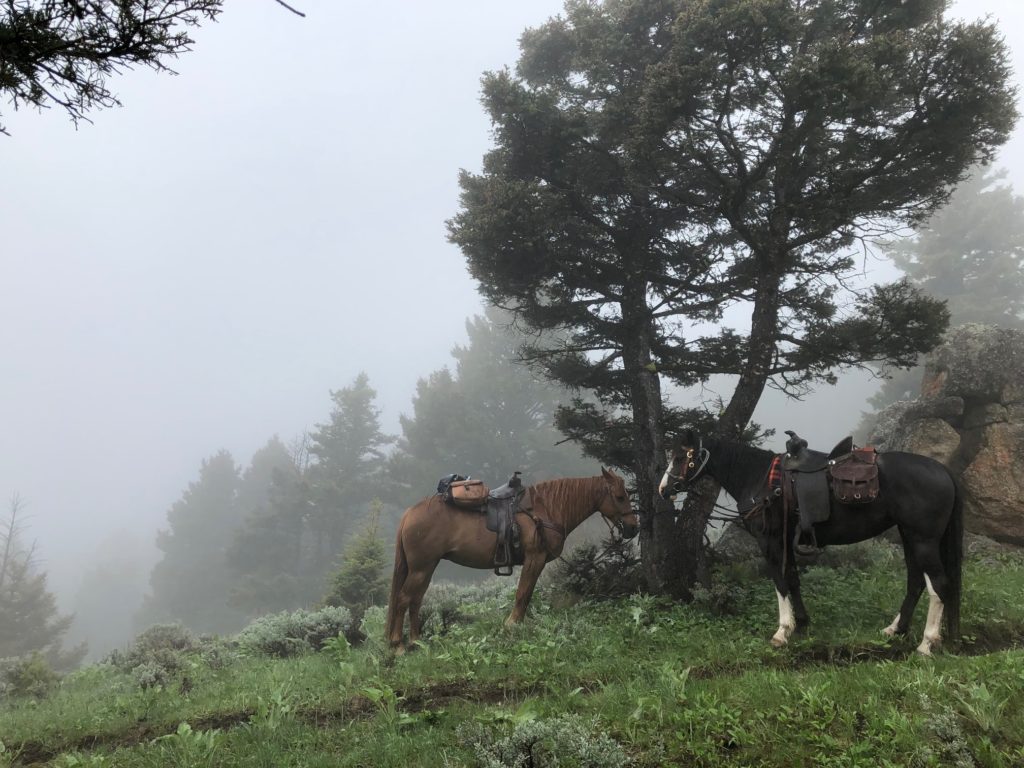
[438,471,529,575]
[782,431,879,556]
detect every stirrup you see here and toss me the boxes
[793,530,821,558]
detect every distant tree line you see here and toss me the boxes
[131,309,593,637]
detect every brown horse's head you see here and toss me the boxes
[659,430,710,500]
[599,467,639,539]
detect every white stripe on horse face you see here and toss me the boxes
[658,468,673,499]
[917,573,944,656]
[771,589,795,647]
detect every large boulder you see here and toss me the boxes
[869,325,1024,545]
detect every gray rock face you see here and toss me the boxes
[869,325,1024,545]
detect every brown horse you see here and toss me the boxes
[385,468,638,650]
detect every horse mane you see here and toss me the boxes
[706,437,776,499]
[531,476,601,514]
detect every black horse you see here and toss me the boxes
[659,431,963,655]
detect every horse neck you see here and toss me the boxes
[533,476,608,533]
[705,439,775,503]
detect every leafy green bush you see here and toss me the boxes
[236,606,357,657]
[0,653,59,699]
[108,623,197,670]
[457,714,631,768]
[106,623,199,688]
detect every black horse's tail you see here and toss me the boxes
[941,475,964,643]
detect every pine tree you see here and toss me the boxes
[227,438,312,615]
[304,374,394,583]
[857,166,1024,432]
[139,451,247,634]
[450,0,1013,596]
[388,308,593,498]
[0,495,85,669]
[322,500,389,616]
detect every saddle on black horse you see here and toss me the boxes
[438,470,529,575]
[782,431,879,556]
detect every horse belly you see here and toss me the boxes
[440,516,500,569]
[816,503,893,546]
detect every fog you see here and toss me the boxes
[2,0,1022,655]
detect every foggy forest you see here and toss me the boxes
[3,1,1024,766]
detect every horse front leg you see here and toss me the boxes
[761,535,799,647]
[787,566,810,633]
[771,586,798,647]
[506,554,546,626]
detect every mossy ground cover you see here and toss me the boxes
[2,544,1024,767]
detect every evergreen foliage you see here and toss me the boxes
[858,166,1024,431]
[0,495,85,670]
[322,501,389,616]
[305,373,394,582]
[0,0,223,134]
[449,0,1015,596]
[226,438,308,615]
[388,308,592,498]
[227,378,394,615]
[889,166,1024,330]
[139,451,247,635]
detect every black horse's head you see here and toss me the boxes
[659,430,710,500]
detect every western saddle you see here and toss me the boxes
[440,471,528,575]
[781,430,879,557]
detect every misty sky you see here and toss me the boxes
[3,0,1023,601]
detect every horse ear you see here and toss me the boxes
[601,466,613,481]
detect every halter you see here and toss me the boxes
[598,480,639,540]
[666,441,711,491]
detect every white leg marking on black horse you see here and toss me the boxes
[883,613,901,637]
[917,574,944,656]
[771,589,796,647]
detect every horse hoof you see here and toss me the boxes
[771,633,789,648]
[882,626,898,637]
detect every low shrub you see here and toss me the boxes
[105,623,199,689]
[457,714,631,768]
[236,606,357,657]
[0,653,59,699]
[546,536,643,601]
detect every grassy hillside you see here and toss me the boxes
[2,541,1024,767]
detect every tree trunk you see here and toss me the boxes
[620,286,685,597]
[720,267,782,438]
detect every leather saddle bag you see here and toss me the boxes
[829,449,879,504]
[448,479,489,508]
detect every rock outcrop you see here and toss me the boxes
[869,325,1024,544]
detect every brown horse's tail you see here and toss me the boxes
[384,514,410,642]
[942,475,964,643]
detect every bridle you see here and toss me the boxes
[665,442,711,493]
[597,481,639,541]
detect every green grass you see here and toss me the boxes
[3,544,1024,767]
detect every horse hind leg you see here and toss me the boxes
[917,572,946,656]
[406,561,440,647]
[884,534,926,638]
[909,540,950,656]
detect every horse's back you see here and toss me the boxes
[877,451,956,493]
[876,451,957,528]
